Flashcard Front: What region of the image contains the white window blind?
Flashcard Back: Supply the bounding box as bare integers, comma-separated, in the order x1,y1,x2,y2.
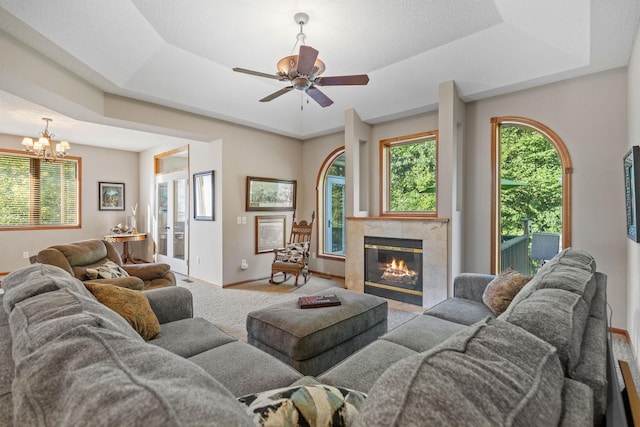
0,152,79,228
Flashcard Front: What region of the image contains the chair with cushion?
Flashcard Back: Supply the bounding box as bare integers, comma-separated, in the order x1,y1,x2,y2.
34,239,176,290
270,212,315,286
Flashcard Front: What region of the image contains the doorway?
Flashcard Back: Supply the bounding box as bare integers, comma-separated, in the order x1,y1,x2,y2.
155,146,189,275
491,117,572,274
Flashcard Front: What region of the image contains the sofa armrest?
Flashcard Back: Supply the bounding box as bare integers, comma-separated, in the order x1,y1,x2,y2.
121,263,172,281
453,273,496,302
144,286,193,324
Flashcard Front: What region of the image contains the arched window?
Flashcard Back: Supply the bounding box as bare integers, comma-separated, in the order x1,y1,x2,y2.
316,147,346,259
491,117,572,274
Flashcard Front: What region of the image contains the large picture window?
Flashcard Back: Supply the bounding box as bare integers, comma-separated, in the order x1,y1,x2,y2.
0,150,80,230
380,131,438,216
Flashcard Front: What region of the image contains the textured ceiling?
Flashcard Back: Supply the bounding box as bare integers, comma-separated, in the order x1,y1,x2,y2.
0,1,639,150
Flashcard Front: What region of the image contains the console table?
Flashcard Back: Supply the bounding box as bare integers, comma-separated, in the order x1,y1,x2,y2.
104,233,148,264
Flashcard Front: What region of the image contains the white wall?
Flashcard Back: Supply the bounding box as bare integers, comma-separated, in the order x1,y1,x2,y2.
464,67,629,328
627,23,640,357
0,133,139,272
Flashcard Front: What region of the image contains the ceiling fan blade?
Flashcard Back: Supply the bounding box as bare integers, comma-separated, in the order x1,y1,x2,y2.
315,74,370,86
307,87,334,107
296,45,319,76
233,67,286,81
259,86,294,102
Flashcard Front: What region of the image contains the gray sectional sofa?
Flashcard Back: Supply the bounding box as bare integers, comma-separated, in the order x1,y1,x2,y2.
0,248,627,426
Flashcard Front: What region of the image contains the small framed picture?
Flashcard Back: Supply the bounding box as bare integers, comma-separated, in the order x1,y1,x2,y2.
255,215,286,254
246,176,296,211
99,182,125,211
193,171,214,221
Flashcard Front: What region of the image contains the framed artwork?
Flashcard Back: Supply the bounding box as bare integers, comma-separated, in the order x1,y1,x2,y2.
255,215,286,254
193,171,214,221
246,176,296,211
99,182,125,211
624,146,640,242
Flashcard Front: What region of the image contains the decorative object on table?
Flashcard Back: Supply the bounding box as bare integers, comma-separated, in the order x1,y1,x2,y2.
255,215,286,254
193,171,214,221
298,294,341,309
270,211,315,286
99,182,125,211
233,12,369,109
246,176,296,211
127,203,138,232
19,117,71,163
624,145,640,242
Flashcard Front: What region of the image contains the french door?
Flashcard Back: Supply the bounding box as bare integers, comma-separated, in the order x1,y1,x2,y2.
156,170,188,275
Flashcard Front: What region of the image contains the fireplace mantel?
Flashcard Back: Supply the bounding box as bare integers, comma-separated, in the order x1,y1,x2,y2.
346,217,448,308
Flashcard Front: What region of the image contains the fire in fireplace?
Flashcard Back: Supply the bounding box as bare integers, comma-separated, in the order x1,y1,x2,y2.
364,236,423,305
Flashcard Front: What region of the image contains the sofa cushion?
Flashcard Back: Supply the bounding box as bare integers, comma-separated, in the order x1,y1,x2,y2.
84,281,160,341
238,384,366,427
355,318,564,427
85,260,129,280
2,263,93,312
12,325,254,427
424,297,495,325
380,314,466,353
482,268,532,315
10,288,143,359
500,288,589,372
150,317,236,357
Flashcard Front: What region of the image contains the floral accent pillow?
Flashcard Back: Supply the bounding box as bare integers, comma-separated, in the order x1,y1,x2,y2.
275,242,309,264
85,260,130,280
238,384,366,426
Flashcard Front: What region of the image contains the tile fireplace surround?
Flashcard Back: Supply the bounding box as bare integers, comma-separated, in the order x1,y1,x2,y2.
345,217,449,308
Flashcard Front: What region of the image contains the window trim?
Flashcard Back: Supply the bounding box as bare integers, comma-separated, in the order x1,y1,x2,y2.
0,148,82,231
315,146,346,261
379,130,439,217
490,116,572,274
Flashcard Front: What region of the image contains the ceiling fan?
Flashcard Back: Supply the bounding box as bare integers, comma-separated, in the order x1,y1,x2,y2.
233,13,369,108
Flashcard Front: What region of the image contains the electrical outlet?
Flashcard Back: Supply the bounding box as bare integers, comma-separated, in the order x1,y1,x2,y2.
196,257,201,264
23,251,29,259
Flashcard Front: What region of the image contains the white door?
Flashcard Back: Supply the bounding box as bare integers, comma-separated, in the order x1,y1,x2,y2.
156,170,188,274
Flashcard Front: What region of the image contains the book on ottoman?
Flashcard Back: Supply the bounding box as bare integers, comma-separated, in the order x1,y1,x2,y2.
298,294,341,309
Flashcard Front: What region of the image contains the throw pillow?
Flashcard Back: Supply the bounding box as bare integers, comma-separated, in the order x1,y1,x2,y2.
482,268,532,315
238,384,366,427
84,281,160,340
85,260,130,280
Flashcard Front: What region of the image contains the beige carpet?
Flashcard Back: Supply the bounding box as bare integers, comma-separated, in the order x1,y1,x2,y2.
176,274,418,341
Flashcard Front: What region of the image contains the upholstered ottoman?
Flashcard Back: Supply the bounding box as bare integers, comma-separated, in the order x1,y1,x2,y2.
246,287,388,376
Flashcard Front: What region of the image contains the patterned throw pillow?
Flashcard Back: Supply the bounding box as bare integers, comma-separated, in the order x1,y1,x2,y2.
85,260,130,280
482,268,532,315
276,243,309,263
84,281,160,340
238,384,366,427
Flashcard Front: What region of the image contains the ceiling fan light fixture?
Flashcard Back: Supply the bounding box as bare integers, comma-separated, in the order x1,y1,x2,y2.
277,55,325,79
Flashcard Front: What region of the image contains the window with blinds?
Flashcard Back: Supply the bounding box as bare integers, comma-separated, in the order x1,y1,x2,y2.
0,150,80,229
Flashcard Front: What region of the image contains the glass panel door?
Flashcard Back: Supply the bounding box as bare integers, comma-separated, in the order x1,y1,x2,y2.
156,170,188,274
325,175,346,255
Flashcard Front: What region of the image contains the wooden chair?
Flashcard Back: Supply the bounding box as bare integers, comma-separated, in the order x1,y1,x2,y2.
270,212,315,286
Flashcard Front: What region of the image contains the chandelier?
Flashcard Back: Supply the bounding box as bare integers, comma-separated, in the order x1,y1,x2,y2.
21,117,71,162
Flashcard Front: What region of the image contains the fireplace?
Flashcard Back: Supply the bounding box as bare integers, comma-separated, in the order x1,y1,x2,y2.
364,236,423,305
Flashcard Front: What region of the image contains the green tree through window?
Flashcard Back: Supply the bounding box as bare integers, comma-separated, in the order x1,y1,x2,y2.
500,126,562,236
0,151,79,228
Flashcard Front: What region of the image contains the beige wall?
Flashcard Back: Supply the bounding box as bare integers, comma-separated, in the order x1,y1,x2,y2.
464,67,629,328
0,133,139,272
627,23,640,358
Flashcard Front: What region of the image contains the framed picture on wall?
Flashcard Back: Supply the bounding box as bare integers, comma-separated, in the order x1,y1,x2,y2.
99,182,125,211
246,176,296,211
193,171,214,221
624,146,640,242
255,215,286,254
